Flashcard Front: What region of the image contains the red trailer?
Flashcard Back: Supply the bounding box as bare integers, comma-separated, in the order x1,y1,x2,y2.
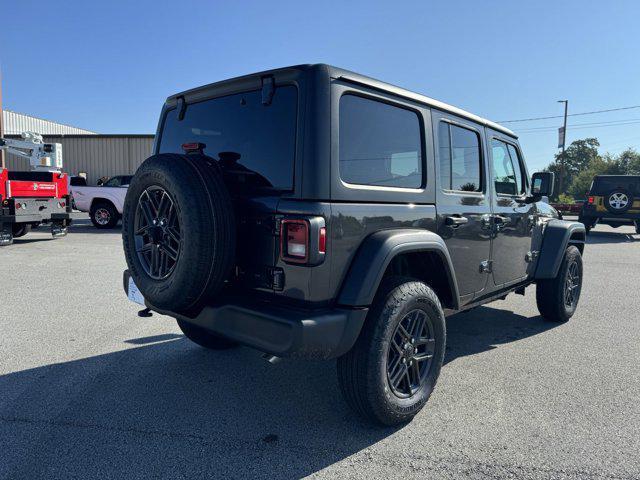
0,133,74,245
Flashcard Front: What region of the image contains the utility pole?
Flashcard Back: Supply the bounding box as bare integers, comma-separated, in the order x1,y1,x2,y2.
557,100,569,195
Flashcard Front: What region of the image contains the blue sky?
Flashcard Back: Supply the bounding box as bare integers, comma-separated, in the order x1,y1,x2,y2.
1,0,639,171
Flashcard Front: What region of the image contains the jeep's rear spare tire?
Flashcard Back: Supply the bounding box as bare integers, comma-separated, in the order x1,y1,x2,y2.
604,188,633,214
122,153,235,313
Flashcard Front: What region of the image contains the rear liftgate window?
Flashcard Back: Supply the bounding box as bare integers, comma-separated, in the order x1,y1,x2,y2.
159,86,298,190
339,94,423,188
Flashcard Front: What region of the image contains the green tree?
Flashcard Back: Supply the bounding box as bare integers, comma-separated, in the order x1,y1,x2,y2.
613,148,640,175
544,141,639,200
566,149,640,197
551,138,600,196
568,156,617,197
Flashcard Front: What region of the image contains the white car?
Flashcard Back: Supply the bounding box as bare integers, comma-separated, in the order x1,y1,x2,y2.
70,175,131,229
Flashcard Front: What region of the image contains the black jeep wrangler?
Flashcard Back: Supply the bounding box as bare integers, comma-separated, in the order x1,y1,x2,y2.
578,175,640,234
122,65,585,425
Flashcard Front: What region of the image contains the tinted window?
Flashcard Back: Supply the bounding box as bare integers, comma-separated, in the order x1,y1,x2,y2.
492,140,525,195
339,95,423,188
103,176,123,187
70,176,87,186
438,122,482,192
491,140,516,195
159,86,298,190
507,144,525,194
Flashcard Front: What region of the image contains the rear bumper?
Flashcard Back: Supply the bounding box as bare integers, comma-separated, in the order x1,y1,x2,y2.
1,212,73,224
581,206,640,221
123,270,368,359
0,197,78,225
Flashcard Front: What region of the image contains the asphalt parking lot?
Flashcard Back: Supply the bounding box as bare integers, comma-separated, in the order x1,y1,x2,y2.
1,217,639,479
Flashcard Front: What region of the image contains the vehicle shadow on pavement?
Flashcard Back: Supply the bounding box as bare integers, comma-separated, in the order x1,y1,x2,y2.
585,231,638,244
0,338,398,479
444,306,557,364
0,306,558,479
11,237,57,245
68,220,122,234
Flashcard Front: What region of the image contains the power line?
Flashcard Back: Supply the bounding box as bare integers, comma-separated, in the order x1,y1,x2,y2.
517,119,640,134
518,117,640,131
498,105,640,123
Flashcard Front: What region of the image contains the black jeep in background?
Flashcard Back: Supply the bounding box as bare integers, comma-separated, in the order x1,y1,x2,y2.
579,175,640,234
121,65,585,425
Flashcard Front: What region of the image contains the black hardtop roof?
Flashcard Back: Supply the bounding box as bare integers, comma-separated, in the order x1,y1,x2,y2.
166,64,515,137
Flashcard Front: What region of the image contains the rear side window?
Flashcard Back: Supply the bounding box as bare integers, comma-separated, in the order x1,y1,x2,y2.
438,122,482,192
159,86,298,190
104,176,123,187
491,139,525,195
339,95,423,188
70,176,87,186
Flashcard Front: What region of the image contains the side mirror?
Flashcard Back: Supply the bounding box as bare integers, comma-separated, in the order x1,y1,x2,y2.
531,172,555,198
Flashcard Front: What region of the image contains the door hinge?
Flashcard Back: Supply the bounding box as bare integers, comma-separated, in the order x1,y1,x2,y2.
480,260,493,273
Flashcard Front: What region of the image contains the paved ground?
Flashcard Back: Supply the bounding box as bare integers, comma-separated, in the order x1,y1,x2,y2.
1,217,639,479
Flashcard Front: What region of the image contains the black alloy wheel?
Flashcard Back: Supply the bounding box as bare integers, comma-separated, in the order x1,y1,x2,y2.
563,259,581,310
134,186,181,280
387,309,436,398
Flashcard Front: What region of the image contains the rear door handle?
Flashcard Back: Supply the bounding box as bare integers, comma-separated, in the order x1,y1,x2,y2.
445,215,469,227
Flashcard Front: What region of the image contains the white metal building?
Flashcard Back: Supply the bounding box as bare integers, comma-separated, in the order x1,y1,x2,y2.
2,110,154,184
2,109,96,135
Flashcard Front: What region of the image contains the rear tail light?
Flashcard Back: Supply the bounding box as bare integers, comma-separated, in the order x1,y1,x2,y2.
280,217,327,265
281,220,308,262
588,196,595,205
319,227,326,254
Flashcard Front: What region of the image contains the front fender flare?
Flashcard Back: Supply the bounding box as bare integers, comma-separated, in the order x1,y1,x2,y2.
337,229,460,309
535,219,585,279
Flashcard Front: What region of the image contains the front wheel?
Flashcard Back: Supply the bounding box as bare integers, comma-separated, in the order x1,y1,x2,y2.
176,319,238,350
536,245,583,323
337,277,446,426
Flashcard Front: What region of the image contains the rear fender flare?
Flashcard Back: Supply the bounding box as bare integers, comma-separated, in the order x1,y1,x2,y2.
337,229,460,309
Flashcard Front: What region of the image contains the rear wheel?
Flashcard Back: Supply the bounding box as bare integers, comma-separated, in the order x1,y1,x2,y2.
337,277,446,426
90,201,119,229
536,245,583,323
12,223,31,238
176,319,238,350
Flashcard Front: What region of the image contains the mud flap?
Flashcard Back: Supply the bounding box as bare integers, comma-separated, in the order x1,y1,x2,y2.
0,224,13,246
